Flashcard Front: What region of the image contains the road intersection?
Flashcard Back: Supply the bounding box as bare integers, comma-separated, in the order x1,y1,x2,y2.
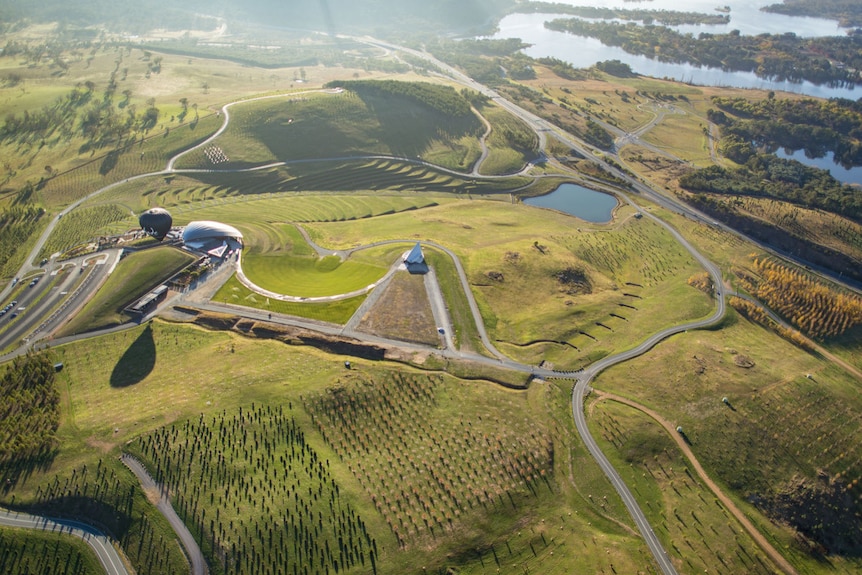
0,35,818,575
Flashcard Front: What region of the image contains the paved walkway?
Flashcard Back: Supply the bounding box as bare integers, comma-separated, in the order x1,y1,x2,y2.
121,455,208,575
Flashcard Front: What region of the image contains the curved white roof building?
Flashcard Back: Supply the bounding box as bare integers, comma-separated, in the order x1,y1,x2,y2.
182,220,243,256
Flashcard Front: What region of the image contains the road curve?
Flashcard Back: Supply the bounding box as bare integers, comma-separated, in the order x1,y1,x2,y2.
121,455,208,575
543,181,725,575
593,391,798,575
0,507,129,575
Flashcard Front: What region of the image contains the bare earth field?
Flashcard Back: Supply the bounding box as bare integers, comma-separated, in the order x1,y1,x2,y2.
355,270,439,346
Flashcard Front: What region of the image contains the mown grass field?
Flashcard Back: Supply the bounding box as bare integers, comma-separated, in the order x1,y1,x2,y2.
213,275,365,324
241,253,387,297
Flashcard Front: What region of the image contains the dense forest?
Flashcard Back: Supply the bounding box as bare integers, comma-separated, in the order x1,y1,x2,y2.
0,0,515,37
763,0,862,27
545,19,862,87
708,95,862,167
679,155,862,222
0,354,60,489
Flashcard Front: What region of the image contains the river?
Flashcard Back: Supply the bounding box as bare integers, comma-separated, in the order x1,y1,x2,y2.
486,0,859,99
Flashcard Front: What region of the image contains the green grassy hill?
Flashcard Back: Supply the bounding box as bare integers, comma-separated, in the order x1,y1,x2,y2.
174,83,485,172
3,21,862,575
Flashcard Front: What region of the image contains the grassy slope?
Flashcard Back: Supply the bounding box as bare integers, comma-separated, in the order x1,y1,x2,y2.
173,88,483,171
57,246,195,336
592,312,862,573
0,525,105,575
476,102,538,175
3,321,655,574
303,199,714,370
588,399,780,574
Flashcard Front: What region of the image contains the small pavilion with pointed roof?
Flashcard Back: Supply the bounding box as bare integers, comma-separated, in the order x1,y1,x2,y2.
404,242,428,274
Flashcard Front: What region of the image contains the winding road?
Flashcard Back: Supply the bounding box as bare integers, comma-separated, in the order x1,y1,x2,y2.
121,455,208,575
0,33,820,575
0,508,128,575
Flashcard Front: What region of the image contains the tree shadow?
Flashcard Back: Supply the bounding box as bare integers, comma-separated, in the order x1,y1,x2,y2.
677,429,693,446
110,325,156,388
0,447,58,494
99,149,121,175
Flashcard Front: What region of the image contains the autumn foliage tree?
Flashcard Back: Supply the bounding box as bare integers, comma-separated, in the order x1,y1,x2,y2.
740,258,862,339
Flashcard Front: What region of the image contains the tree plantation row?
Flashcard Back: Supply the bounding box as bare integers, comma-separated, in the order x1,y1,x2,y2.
740,257,862,339
303,372,554,548
127,403,377,575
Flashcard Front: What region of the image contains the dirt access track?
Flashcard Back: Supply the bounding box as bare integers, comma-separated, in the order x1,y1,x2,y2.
591,390,799,575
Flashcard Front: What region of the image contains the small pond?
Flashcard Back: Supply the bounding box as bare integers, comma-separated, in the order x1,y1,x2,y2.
523,183,618,222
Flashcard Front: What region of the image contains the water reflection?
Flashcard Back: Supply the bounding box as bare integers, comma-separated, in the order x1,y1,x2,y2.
523,183,618,222
487,0,858,98
774,149,862,186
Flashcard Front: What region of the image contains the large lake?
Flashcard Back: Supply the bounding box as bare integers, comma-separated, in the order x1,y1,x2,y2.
523,183,618,222
774,149,862,186
487,0,858,99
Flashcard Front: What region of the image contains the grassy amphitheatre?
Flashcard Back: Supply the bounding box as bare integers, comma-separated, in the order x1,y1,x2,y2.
213,276,366,324
3,36,862,575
